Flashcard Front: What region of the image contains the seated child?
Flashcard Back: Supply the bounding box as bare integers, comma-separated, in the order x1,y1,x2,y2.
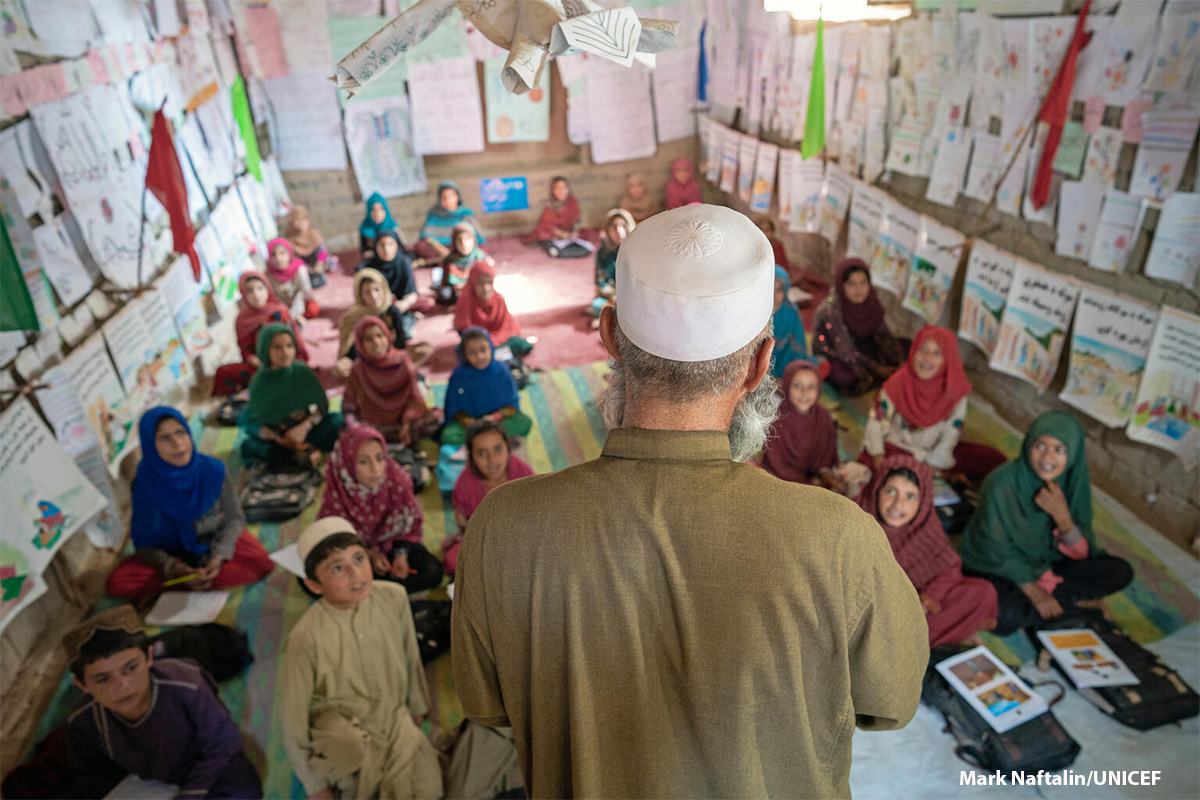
359,192,400,261
318,424,443,592
441,328,533,447
360,231,422,339
756,216,793,277
437,223,494,306
664,157,702,209
813,258,908,395
454,263,535,358
521,176,594,257
762,360,866,497
771,266,808,378
335,268,433,378
444,419,534,577
589,209,633,325
959,411,1134,636
862,326,1006,482
282,518,443,800
63,606,263,799
240,324,343,467
343,316,439,445
106,407,274,599
266,238,319,319
618,171,659,223
417,181,485,265
283,205,334,280
212,272,307,397
856,455,999,647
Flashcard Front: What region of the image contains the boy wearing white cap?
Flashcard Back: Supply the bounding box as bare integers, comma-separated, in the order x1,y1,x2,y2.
452,205,927,798
280,517,442,799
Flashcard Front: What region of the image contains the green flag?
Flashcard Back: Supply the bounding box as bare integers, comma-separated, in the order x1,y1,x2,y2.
0,214,38,333
801,16,825,160
231,76,263,182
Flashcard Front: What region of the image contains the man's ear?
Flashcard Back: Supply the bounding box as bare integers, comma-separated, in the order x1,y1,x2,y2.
303,578,324,596
745,337,774,392
598,305,620,361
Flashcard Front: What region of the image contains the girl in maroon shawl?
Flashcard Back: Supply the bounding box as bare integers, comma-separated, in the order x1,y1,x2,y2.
813,258,907,394
762,360,848,492
318,423,442,592
266,238,319,319
856,454,998,647
444,419,534,576
665,158,702,209
343,316,438,445
522,176,581,245
454,262,534,357
212,272,308,396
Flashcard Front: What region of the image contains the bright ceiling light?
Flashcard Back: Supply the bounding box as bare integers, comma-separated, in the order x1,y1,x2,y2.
764,0,913,23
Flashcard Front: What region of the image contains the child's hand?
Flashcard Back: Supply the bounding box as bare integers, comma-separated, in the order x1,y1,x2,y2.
919,593,941,615
1034,482,1074,530
369,550,391,575
308,787,336,800
391,552,414,579
1021,582,1064,620
248,355,262,369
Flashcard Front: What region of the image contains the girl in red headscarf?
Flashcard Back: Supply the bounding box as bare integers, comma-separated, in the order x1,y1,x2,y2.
522,176,581,245
453,262,535,358
856,454,998,646
862,325,1006,482
266,238,319,319
211,272,308,396
343,316,439,445
813,258,907,394
664,158,702,209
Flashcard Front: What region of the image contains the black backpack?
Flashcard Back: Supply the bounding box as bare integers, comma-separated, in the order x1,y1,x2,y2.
214,397,248,427
923,646,1081,775
387,443,430,494
410,599,452,664
148,623,255,682
1036,610,1200,731
240,465,321,523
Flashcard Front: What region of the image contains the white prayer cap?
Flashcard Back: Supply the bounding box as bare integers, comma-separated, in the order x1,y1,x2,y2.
298,516,358,576
615,204,775,362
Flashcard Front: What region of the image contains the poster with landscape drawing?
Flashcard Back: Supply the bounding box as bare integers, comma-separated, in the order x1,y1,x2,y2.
1059,286,1158,428
903,216,965,324
1125,306,1200,469
989,262,1079,392
872,198,920,301
958,241,1016,357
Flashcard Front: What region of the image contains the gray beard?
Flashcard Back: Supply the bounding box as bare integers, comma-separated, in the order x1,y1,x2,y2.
598,364,781,461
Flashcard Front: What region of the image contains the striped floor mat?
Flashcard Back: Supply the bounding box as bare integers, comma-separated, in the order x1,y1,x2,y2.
32,362,1197,796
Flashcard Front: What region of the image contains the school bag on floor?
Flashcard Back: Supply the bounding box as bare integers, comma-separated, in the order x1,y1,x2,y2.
922,645,1081,775
387,443,430,494
1036,610,1200,730
214,396,248,427
240,465,321,522
149,623,254,682
410,599,452,663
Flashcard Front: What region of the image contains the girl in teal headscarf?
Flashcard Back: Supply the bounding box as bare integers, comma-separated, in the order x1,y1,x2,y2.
416,181,485,265
770,265,809,378
240,323,344,466
959,410,1132,635
359,192,399,259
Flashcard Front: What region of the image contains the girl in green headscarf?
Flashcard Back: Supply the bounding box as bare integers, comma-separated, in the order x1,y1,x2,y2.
959,410,1132,635
240,324,343,466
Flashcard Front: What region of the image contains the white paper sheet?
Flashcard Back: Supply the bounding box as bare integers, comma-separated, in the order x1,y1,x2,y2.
1055,181,1106,262
818,163,853,244
262,69,349,172
156,255,213,358
30,216,94,308
958,240,1017,358
962,133,1002,204
1096,18,1156,106
1125,306,1200,468
1088,190,1144,273
145,590,230,626
269,543,307,579
1081,126,1122,188
788,157,825,234
736,133,758,204
846,182,888,279
483,55,549,144
749,141,779,213
990,261,1080,392
651,46,698,143
584,58,655,165
925,135,971,208
1144,192,1200,287
903,216,965,324
409,55,486,156
1060,286,1158,428
343,95,428,199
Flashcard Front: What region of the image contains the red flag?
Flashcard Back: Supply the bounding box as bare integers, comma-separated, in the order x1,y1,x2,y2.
145,108,201,280
1031,0,1093,209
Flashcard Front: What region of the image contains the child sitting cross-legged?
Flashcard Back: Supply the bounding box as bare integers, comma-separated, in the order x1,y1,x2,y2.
63,606,262,799
317,423,443,592
342,316,439,446
213,272,308,397
282,518,443,800
441,328,533,447
436,223,494,306
443,419,535,577
453,263,535,359
266,238,319,320
588,209,633,327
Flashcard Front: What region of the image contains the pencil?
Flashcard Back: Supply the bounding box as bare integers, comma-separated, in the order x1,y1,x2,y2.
162,573,201,587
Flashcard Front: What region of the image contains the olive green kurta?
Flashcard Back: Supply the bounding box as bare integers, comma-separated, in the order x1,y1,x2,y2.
452,428,928,799
282,581,441,799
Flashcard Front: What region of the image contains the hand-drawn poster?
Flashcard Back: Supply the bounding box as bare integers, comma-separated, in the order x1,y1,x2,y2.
959,241,1017,358
1088,190,1145,273
62,333,136,476
1127,103,1200,202
484,55,549,144
818,163,853,244
1141,10,1200,92
138,289,193,392
0,395,107,630
30,216,93,308
103,302,167,414
788,157,825,234
651,45,699,143
157,254,212,358
963,133,1002,204
990,262,1080,392
749,141,779,213
263,69,348,171
28,85,146,289
1081,126,1122,188
903,216,965,324
925,136,971,207
1098,19,1156,106
409,55,487,156
873,199,920,301
1060,286,1158,428
1144,192,1200,288
718,126,739,194
1055,181,1105,262
846,183,887,279
1126,306,1200,467
736,133,758,204
342,96,427,199
582,58,655,165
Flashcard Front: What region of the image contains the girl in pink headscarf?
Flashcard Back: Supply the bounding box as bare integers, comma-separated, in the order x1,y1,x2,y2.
665,158,702,209
266,238,319,319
